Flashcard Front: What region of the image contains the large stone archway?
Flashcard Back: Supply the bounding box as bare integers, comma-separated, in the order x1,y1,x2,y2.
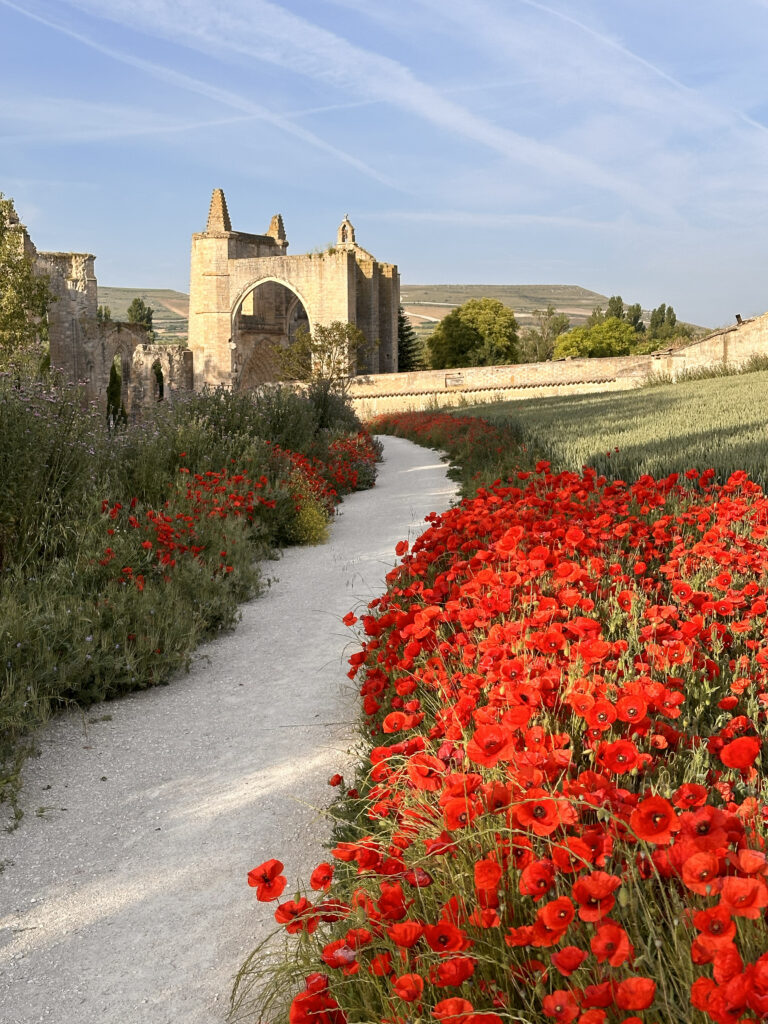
231,277,311,388
188,190,399,389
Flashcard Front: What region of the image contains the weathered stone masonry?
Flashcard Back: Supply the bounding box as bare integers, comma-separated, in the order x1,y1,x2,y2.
9,204,193,418
187,191,400,389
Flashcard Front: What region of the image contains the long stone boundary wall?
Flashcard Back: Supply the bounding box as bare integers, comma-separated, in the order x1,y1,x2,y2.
349,312,768,418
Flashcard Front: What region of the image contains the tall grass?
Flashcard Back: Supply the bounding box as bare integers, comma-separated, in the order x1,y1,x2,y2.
465,368,768,487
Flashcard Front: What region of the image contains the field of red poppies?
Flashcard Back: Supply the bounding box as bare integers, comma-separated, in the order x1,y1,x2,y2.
242,413,768,1024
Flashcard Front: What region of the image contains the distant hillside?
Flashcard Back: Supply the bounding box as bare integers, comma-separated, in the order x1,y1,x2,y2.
97,287,189,342
98,283,704,348
401,283,610,335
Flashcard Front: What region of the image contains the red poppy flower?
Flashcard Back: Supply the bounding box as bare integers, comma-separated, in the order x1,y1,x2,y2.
310,862,334,892
432,955,477,987
275,898,318,934
424,920,470,954
672,782,708,809
615,976,656,1011
550,945,587,976
720,735,762,770
537,896,575,932
474,857,502,891
377,881,411,921
542,989,579,1022
247,859,287,902
597,739,639,774
466,723,517,767
590,919,634,966
681,851,720,896
407,752,448,790
387,920,424,947
551,836,594,874
322,938,358,971
693,905,736,948
719,876,768,918
571,871,622,922
519,858,555,900
432,997,475,1024
516,791,577,837
630,794,679,845
392,972,423,1002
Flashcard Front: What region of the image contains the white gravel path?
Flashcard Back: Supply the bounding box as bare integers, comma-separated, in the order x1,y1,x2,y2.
0,436,456,1024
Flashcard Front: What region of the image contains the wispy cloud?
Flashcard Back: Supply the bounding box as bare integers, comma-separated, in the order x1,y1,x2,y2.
0,0,397,186
517,0,768,137
0,96,260,143
48,0,666,214
366,209,621,231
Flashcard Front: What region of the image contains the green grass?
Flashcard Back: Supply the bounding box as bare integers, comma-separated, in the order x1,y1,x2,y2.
466,369,768,486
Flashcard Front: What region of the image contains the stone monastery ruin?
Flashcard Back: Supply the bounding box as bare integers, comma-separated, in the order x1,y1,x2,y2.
15,189,399,416
10,189,768,418
189,189,400,388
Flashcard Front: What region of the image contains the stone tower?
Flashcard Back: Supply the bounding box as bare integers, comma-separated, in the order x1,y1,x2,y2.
187,189,399,388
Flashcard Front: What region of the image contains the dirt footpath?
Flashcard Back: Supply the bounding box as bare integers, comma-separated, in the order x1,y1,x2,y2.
0,436,456,1024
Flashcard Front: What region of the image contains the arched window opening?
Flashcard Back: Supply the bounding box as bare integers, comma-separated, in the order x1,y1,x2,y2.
232,280,310,389
106,354,127,429
152,359,164,401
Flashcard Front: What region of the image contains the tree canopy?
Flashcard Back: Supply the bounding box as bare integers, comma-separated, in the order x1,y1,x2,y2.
0,194,52,370
428,297,519,369
554,294,696,359
126,297,154,331
519,304,570,363
553,317,639,359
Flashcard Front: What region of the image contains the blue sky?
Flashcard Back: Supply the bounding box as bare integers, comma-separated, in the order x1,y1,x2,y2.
3,0,768,326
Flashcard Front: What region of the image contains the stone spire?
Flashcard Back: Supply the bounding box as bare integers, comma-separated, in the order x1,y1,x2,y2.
267,214,287,242
206,188,232,233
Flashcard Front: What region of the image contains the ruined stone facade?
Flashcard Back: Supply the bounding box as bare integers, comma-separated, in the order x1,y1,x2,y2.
188,190,400,389
7,204,193,418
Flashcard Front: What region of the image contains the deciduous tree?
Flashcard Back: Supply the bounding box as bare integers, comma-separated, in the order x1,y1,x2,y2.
428,297,519,369
519,304,570,362
553,317,638,359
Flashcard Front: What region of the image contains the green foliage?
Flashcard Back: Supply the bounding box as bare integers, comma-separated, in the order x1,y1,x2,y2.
428,297,519,368
96,305,112,323
553,316,638,358
276,320,372,431
126,296,154,330
278,321,370,388
283,493,329,546
647,302,693,344
626,302,645,332
106,360,123,427
396,305,422,371
585,304,605,328
605,294,625,319
519,304,570,362
0,194,53,370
